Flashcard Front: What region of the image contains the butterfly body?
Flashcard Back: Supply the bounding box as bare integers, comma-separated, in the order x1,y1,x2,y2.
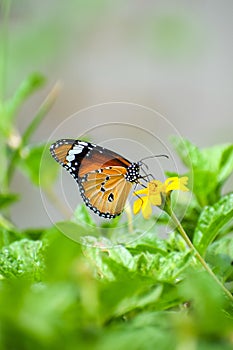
50,139,142,218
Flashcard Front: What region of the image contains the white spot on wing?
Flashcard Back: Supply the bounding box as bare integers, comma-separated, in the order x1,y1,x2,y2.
70,146,83,154
66,154,75,162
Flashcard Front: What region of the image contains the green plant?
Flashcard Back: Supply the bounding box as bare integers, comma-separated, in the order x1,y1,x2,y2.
1,3,233,349
0,79,233,348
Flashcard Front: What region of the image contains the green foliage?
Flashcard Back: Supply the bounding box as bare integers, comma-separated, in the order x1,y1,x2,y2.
18,143,59,189
0,8,233,347
0,79,232,348
193,193,233,256
170,137,233,206
170,137,233,240
0,192,19,209
0,73,46,136
0,238,46,280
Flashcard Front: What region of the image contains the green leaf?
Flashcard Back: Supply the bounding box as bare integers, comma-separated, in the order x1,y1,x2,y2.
82,233,194,285
150,250,194,283
206,236,233,282
0,73,45,136
170,137,216,205
170,193,201,239
5,73,46,121
171,137,233,206
193,193,233,256
0,192,19,209
6,82,60,186
82,236,136,280
130,233,194,283
21,82,60,146
100,215,121,229
0,239,46,280
0,138,8,190
127,231,168,255
113,284,163,316
22,227,48,241
177,270,233,339
72,204,96,227
170,137,200,168
18,143,59,189
217,144,233,184
44,228,82,281
0,215,21,248
56,221,98,243
194,171,219,206
0,214,16,233
96,310,175,350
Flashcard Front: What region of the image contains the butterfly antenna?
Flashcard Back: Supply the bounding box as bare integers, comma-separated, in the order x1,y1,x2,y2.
138,154,168,184
140,154,169,162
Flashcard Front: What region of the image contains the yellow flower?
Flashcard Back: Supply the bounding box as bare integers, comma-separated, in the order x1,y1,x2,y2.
133,177,189,219
133,180,163,219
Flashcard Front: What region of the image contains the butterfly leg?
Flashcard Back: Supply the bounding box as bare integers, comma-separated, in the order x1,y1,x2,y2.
139,173,155,183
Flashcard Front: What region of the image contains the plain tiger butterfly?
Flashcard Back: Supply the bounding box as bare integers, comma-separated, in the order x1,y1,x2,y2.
50,139,148,219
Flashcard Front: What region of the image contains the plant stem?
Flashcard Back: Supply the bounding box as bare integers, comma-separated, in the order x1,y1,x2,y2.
22,81,62,145
0,0,11,101
7,81,61,184
167,204,233,302
44,187,71,220
125,200,133,233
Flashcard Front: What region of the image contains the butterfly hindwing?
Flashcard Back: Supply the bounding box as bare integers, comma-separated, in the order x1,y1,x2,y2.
79,167,132,217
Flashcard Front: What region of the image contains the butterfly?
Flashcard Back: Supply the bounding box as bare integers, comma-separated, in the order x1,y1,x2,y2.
50,139,145,218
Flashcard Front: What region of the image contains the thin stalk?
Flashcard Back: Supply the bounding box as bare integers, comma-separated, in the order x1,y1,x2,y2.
0,0,11,101
7,81,61,183
22,81,61,145
125,201,133,233
167,204,233,302
44,187,71,220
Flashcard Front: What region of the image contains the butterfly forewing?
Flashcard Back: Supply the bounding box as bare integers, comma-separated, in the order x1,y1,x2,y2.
78,145,131,177
50,139,75,166
50,139,141,218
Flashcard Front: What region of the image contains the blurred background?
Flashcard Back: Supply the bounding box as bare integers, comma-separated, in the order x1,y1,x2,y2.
2,0,232,228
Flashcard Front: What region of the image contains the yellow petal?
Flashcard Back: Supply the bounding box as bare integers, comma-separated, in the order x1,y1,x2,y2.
133,187,148,196
149,193,162,206
165,176,189,193
178,176,189,192
133,198,143,215
133,176,189,219
164,177,177,192
141,198,152,219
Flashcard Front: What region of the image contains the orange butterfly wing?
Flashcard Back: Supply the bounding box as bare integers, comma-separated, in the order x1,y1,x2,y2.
79,167,133,217
50,139,140,218
78,146,131,177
